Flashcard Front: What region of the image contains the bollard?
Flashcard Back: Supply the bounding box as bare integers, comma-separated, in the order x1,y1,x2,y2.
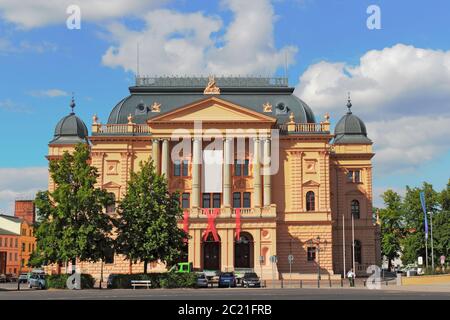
341,278,343,287
300,280,303,288
329,279,332,288
317,279,320,288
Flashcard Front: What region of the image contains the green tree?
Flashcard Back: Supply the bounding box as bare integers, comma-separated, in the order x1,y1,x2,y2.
379,189,405,270
433,180,450,262
30,143,114,271
115,160,188,273
401,182,439,265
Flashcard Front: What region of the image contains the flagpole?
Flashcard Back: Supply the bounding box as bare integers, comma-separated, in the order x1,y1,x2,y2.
425,235,428,270
430,211,434,272
343,214,346,278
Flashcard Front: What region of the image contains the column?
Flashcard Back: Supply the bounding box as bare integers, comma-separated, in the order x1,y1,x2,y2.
263,138,271,206
192,138,202,208
152,139,160,174
253,138,262,207
161,139,170,177
223,138,232,207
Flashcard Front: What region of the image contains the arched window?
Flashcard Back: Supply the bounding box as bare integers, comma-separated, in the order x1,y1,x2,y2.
354,240,362,264
351,200,360,219
106,193,116,214
306,191,315,211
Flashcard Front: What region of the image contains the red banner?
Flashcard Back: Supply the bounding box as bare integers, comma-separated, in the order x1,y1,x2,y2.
235,208,241,241
202,208,220,242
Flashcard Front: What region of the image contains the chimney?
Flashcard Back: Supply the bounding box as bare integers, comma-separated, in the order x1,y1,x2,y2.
14,200,35,224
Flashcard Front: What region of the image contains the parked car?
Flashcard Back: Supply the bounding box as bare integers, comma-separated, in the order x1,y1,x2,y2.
18,273,29,284
28,274,46,289
0,274,6,283
241,272,261,288
196,273,209,288
218,272,237,288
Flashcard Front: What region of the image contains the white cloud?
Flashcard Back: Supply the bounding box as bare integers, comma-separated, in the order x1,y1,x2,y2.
0,99,32,113
0,167,48,214
29,89,68,98
0,0,166,29
295,44,450,121
0,37,57,54
294,44,450,174
102,0,297,75
367,116,450,174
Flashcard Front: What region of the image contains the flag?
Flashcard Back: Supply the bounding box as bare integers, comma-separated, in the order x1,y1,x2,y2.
419,191,429,240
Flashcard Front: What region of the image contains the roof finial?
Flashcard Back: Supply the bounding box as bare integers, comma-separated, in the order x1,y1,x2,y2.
346,92,352,114
70,93,76,114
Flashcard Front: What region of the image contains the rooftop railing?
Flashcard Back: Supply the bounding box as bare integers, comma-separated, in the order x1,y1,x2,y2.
135,76,289,87
92,123,151,135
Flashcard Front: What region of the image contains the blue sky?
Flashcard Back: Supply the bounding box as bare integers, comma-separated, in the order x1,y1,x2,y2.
0,0,449,212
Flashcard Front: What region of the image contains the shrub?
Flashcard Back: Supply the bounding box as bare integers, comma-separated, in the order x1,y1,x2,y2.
108,272,197,289
46,273,95,289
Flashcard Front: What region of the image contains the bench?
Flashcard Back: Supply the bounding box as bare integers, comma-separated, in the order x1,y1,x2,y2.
131,280,152,289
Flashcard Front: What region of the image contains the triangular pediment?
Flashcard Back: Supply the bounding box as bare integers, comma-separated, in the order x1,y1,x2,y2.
103,181,121,189
303,180,320,187
149,97,276,123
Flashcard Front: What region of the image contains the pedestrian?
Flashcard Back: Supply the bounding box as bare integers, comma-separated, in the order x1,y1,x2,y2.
347,269,355,287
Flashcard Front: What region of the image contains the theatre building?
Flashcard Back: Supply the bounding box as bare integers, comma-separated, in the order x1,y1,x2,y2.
46,76,380,280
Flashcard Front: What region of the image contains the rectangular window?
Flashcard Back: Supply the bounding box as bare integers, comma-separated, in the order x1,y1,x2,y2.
0,237,2,247
21,259,25,267
233,192,241,208
174,160,181,176
243,192,251,208
347,171,354,182
22,243,25,252
307,247,316,261
182,160,189,176
354,170,361,183
15,253,18,261
212,193,221,208
15,239,18,248
243,159,249,176
9,238,13,247
182,193,190,209
29,243,31,252
234,159,242,176
9,253,12,261
202,193,211,209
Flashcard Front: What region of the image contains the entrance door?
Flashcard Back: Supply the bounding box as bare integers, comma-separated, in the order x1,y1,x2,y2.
203,234,220,270
234,233,253,269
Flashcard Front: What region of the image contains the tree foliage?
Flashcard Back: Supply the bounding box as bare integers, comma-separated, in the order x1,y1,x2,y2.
379,180,450,267
115,160,188,273
378,190,404,269
31,143,114,268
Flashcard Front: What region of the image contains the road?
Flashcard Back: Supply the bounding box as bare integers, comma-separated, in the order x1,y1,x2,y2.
1,285,450,300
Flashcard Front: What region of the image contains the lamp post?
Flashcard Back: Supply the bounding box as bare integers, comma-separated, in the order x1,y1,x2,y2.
316,236,321,284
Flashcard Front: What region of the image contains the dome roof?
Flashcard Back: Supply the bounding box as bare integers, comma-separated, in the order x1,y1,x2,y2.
49,98,89,145
106,77,316,125
333,98,372,145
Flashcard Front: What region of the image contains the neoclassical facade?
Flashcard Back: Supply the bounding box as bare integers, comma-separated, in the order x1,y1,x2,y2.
46,76,380,280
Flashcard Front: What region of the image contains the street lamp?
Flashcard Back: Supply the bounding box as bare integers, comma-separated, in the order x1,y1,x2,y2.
316,236,321,283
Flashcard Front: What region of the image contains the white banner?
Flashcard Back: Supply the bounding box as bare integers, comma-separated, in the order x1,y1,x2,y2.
202,149,223,193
